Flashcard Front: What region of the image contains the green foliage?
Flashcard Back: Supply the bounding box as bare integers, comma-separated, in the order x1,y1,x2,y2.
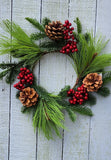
74,17,82,34
70,33,110,78
0,61,24,84
71,105,93,116
86,93,96,106
0,69,10,79
33,98,65,139
25,17,45,32
39,40,65,52
97,87,110,97
102,71,111,85
58,85,70,98
31,32,47,40
42,17,51,27
65,107,77,122
56,99,93,116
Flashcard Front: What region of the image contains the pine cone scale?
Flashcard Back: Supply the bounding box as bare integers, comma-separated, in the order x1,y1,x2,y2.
45,20,64,41
83,73,103,92
19,87,39,107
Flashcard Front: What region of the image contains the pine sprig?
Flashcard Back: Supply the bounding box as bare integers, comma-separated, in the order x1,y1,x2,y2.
25,17,45,33
71,105,93,116
42,17,51,28
30,32,47,40
97,87,110,97
58,85,70,98
74,17,82,34
102,71,111,85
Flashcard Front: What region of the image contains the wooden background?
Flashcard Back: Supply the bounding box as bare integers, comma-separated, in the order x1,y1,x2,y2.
0,0,111,160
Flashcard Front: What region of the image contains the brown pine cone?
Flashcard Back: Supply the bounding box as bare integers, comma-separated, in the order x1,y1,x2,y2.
83,73,103,92
19,87,39,107
45,21,64,41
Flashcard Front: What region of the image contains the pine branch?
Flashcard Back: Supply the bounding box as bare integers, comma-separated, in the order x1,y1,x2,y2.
85,92,96,106
58,85,70,98
74,17,82,34
42,17,51,28
31,32,47,40
102,71,111,85
71,105,93,116
0,69,10,79
25,17,45,33
97,87,110,97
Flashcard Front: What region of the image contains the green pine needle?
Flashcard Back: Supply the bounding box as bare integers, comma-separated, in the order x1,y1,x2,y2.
31,32,47,40
97,87,110,97
74,17,82,34
25,17,45,33
58,85,70,98
102,71,111,85
42,17,51,27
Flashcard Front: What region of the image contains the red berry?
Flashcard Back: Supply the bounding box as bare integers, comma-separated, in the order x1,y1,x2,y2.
85,93,88,96
23,67,27,71
64,36,67,39
69,46,73,50
60,50,62,53
74,41,77,45
75,48,78,52
71,49,75,53
66,44,70,48
84,96,88,100
69,23,72,26
71,27,74,30
17,76,20,79
30,82,33,85
69,99,73,104
72,36,74,40
62,50,65,54
24,76,28,79
73,98,77,102
67,36,70,39
26,69,30,73
66,25,69,29
70,31,73,34
80,95,83,98
67,91,71,95
65,20,69,24
77,87,81,91
66,49,70,54
63,24,67,27
27,79,30,83
20,84,23,87
80,99,84,102
29,77,32,80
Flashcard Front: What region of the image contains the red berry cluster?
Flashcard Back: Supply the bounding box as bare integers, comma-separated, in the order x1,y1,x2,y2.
13,68,34,90
67,84,88,105
60,20,78,54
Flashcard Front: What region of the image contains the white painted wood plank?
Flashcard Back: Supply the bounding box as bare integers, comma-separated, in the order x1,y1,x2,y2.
89,0,111,159
63,1,97,160
0,0,11,160
9,1,40,160
37,0,69,160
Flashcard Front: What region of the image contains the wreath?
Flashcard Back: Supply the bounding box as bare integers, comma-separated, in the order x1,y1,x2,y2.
0,17,111,139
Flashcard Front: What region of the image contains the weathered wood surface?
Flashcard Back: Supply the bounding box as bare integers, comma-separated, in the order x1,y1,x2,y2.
0,0,111,160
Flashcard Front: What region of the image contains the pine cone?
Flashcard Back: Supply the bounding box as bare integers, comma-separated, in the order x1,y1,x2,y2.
45,21,64,41
83,73,103,92
19,87,39,107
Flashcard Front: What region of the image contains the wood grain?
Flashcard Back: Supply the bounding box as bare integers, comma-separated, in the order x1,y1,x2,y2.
89,0,111,159
9,1,40,160
0,0,111,160
63,0,97,160
0,0,11,160
37,0,69,160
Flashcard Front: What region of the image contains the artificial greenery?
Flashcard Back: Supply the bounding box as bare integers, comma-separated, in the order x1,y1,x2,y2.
0,17,111,139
